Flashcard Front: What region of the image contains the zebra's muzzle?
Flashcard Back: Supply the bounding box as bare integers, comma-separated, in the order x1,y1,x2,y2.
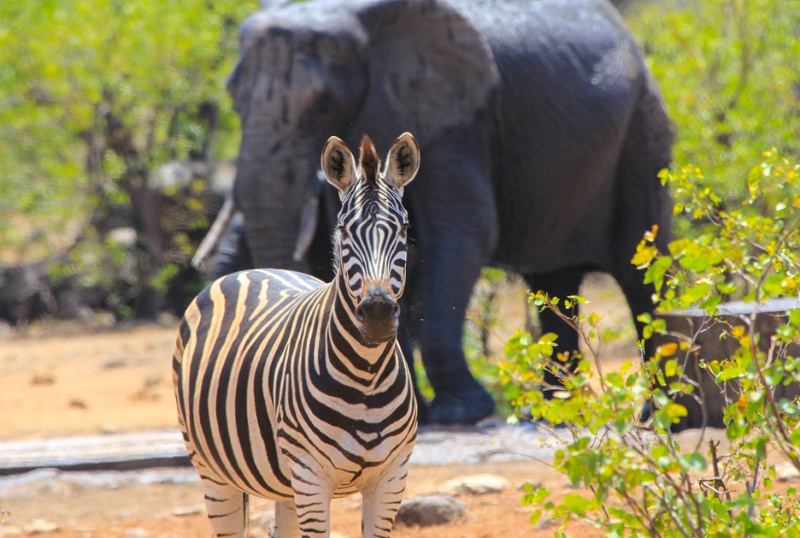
354,289,400,344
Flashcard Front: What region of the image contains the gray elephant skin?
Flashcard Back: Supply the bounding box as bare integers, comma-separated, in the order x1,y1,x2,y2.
211,0,673,425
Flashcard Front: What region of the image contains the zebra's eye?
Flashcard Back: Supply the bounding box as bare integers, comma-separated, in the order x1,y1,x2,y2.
399,222,409,238
337,224,349,240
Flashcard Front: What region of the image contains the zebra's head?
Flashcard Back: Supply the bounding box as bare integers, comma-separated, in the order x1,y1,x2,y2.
320,132,420,344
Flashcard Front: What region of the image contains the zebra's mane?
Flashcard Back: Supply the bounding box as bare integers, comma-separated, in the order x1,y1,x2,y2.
359,135,379,185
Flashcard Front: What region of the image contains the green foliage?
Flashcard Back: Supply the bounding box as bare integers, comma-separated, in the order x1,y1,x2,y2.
501,152,800,536
0,1,252,315
628,0,800,210
462,267,515,413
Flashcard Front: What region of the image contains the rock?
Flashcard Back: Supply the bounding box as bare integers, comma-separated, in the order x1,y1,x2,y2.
171,505,204,517
776,461,800,482
68,398,87,409
30,373,55,386
535,517,561,530
442,474,510,495
656,299,800,430
395,495,466,527
0,526,22,537
124,528,151,537
102,358,128,369
22,519,59,534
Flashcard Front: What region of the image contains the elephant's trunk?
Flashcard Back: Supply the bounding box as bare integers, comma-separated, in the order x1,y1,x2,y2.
243,217,307,272
233,132,320,273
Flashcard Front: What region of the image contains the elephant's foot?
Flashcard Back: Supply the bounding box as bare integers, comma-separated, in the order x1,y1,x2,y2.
427,381,495,426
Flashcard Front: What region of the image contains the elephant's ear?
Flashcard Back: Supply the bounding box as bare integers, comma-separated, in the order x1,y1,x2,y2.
383,132,420,191
352,0,498,147
225,12,271,116
321,136,357,193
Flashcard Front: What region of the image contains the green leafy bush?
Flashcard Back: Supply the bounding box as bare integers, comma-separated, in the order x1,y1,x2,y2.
627,0,800,237
498,2,800,530
0,1,250,316
500,152,800,536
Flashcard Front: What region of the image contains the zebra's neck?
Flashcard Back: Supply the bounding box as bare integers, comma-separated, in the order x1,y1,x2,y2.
323,269,397,379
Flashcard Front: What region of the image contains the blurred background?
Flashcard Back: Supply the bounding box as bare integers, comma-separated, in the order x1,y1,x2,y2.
1,0,798,329
0,0,798,536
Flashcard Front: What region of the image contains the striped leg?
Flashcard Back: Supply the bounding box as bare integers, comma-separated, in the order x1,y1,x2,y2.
290,465,332,538
361,453,412,538
201,480,249,538
274,500,301,538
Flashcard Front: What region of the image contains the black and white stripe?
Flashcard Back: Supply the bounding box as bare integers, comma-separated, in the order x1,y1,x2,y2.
173,133,420,538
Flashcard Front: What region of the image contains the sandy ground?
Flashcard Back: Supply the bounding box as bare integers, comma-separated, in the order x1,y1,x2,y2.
0,274,637,537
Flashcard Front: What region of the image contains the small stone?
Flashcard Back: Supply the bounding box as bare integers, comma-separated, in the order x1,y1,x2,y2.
68,398,87,409
124,528,150,537
102,358,128,369
23,519,59,534
171,505,203,517
776,461,800,482
395,495,466,527
0,526,22,537
30,373,55,386
535,517,561,530
442,474,510,495
100,424,119,434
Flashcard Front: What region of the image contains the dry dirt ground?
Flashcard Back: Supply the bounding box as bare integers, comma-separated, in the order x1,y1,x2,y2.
0,275,637,537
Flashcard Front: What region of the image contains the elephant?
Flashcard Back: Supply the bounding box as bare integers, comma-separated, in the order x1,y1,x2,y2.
198,0,674,426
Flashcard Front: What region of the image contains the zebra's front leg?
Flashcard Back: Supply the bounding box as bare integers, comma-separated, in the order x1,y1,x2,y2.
289,467,333,538
201,480,249,538
273,500,301,538
361,453,413,538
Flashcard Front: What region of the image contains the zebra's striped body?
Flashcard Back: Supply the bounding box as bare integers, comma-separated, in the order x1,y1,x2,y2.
173,133,420,537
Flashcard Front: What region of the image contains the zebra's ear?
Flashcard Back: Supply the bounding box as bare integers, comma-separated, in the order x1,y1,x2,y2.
383,132,420,190
321,136,357,193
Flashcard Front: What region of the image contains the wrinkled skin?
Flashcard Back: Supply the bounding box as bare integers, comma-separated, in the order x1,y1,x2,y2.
213,0,673,425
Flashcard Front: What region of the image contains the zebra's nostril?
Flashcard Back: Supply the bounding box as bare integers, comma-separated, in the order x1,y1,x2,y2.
391,303,400,318
355,305,366,321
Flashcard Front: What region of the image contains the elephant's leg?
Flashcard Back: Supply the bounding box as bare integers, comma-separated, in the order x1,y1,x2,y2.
524,268,584,399
611,254,661,424
610,84,673,422
611,82,672,366
610,258,658,363
419,239,494,425
210,211,255,279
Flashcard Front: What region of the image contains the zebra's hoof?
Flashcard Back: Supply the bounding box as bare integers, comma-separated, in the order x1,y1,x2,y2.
427,385,495,426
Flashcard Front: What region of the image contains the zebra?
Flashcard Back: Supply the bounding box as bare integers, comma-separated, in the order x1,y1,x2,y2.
173,132,420,538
